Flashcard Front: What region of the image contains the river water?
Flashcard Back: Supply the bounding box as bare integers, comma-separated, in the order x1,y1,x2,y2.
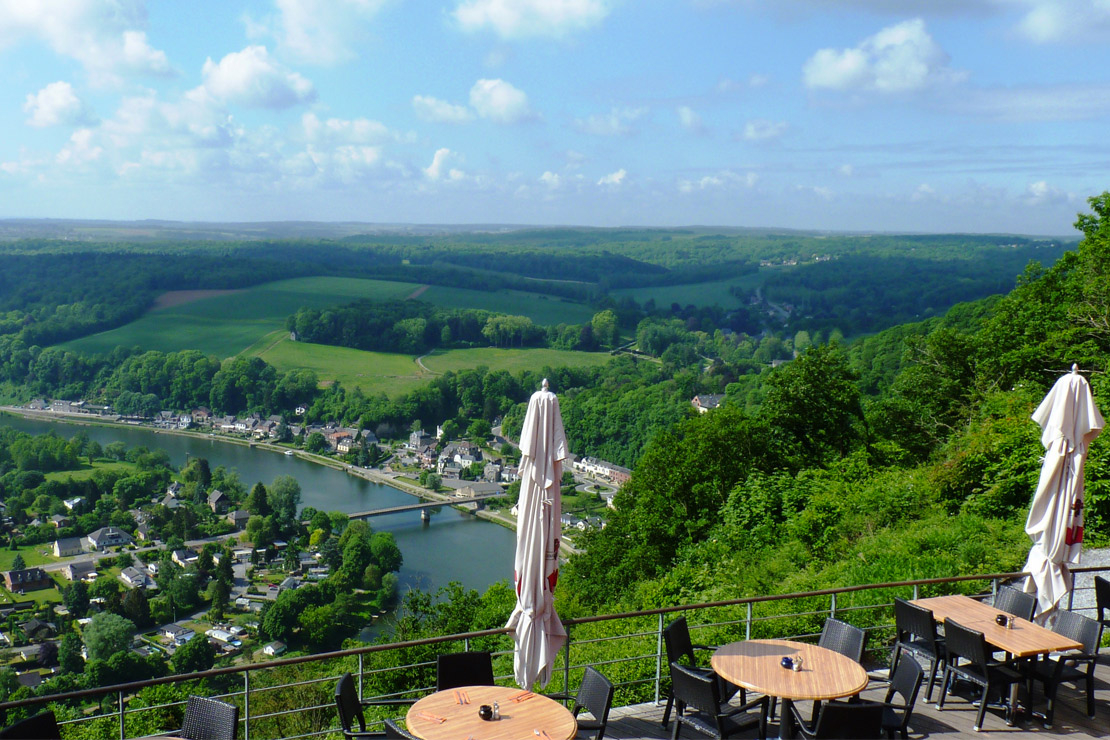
0,414,516,607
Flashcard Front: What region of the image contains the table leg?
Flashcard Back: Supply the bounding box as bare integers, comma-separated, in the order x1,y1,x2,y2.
778,698,795,740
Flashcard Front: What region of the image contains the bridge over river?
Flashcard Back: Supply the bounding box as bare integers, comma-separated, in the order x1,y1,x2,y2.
344,492,502,520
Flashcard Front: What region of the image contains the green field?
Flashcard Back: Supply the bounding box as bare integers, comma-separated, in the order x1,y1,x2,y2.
251,336,611,397
417,285,596,326
44,460,135,482
420,347,612,375
61,277,421,358
59,276,597,358
611,272,765,310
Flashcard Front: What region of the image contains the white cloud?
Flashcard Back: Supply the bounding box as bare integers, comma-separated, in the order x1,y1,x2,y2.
574,106,647,136
424,147,464,181
911,183,937,201
201,46,316,109
302,113,392,145
677,106,705,134
0,1,172,84
55,128,102,165
677,170,758,193
453,0,611,39
1024,179,1072,205
838,164,854,177
1012,0,1110,43
743,119,788,140
540,171,562,188
803,18,965,93
952,82,1110,121
23,82,93,127
268,0,391,64
469,78,533,123
413,95,474,124
597,168,626,187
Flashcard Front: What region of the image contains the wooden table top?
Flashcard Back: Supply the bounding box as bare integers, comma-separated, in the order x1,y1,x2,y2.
711,639,869,702
912,594,1083,658
406,685,577,740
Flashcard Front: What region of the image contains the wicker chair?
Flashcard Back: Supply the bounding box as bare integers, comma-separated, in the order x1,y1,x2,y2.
181,696,239,740
547,666,615,740
669,663,768,740
936,619,1023,731
334,673,415,739
890,598,945,702
790,701,884,739
0,710,62,739
1095,575,1110,644
435,651,494,691
878,654,923,739
775,618,866,721
1027,610,1101,728
383,718,419,739
993,586,1036,621
661,616,741,728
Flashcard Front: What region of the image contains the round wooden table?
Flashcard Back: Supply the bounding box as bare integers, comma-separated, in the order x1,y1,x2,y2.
711,639,868,740
406,685,577,740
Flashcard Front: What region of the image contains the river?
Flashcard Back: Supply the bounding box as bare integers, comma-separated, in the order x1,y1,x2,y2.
0,414,516,610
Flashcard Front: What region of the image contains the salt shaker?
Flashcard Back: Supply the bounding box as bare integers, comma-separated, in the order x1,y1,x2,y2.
492,701,500,720
793,656,803,672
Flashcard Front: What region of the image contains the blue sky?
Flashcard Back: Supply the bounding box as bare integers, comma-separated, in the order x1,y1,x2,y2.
1,0,1108,235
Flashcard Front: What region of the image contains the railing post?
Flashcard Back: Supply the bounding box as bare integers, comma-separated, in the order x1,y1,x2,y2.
912,584,919,600
830,592,837,619
745,602,752,641
562,629,571,697
358,654,364,701
992,578,998,602
118,690,125,740
655,612,664,706
243,671,251,740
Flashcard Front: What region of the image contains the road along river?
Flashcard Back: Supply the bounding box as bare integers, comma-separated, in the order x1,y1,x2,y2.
0,414,516,615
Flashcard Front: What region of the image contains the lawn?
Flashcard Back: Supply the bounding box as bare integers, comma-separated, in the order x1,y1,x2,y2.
44,460,135,482
419,347,612,375
250,338,612,398
0,545,60,570
60,276,420,358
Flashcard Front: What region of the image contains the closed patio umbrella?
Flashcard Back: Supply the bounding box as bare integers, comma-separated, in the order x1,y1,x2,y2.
1022,365,1104,621
506,378,568,689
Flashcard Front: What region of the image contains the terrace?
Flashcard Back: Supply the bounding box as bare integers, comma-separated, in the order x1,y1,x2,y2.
2,567,1108,739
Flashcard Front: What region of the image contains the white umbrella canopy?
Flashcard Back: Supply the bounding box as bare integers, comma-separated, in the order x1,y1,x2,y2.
506,379,569,690
1022,366,1105,621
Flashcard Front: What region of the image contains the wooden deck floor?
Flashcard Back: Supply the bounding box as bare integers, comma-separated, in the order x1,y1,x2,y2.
600,657,1110,738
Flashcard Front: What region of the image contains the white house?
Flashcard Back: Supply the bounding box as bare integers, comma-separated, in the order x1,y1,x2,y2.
53,537,84,558
161,623,195,644
263,641,287,656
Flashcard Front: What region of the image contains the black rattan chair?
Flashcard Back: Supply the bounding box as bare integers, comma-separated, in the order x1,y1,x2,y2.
383,718,419,739
993,586,1036,621
1095,575,1110,644
435,650,495,691
661,617,741,728
1028,609,1100,727
181,695,239,740
669,662,768,740
776,617,867,722
891,598,945,703
936,619,1023,731
0,710,61,739
547,666,615,739
879,654,923,739
334,673,415,739
790,701,884,739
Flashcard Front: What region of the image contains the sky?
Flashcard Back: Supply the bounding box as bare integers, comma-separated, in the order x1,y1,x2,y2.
1,0,1108,235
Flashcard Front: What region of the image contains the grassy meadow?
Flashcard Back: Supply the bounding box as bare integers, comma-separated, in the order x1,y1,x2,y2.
44,460,136,482
610,272,765,310
250,336,612,397
59,277,597,359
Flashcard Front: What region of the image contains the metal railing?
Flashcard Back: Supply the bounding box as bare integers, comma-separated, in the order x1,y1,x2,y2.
2,565,1107,739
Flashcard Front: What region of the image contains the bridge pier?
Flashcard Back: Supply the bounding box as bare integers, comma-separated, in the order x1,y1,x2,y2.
421,508,430,523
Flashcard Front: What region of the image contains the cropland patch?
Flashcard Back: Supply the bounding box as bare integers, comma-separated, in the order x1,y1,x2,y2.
153,289,244,310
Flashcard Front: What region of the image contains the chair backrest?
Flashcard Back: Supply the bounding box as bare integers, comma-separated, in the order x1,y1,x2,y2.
943,619,988,677
893,598,938,650
811,702,884,739
1095,576,1110,623
1053,610,1100,654
0,710,61,740
669,662,722,718
182,695,239,740
384,718,419,739
664,616,698,668
885,653,924,714
993,586,1036,621
574,666,615,728
335,672,366,735
819,617,867,663
436,651,494,691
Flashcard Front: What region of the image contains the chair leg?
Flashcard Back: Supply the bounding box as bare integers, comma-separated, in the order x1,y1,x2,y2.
937,668,952,710
973,684,989,732
670,715,681,740
925,657,940,703
890,644,902,675
661,694,673,728
1086,674,1096,718
768,696,777,721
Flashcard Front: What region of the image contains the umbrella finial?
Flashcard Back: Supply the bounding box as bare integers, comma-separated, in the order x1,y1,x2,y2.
541,377,549,391
1072,364,1079,374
